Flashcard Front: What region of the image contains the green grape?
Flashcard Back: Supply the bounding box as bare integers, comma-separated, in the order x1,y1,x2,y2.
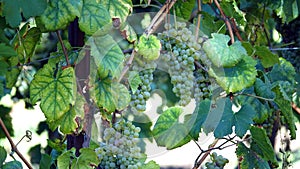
204,152,229,169
261,112,277,138
193,69,211,102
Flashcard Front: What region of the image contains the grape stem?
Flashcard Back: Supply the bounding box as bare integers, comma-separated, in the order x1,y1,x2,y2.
0,118,33,169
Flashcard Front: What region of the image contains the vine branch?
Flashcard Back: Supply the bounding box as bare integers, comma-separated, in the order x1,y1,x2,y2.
56,30,70,66
292,102,300,115
195,0,202,41
0,118,33,169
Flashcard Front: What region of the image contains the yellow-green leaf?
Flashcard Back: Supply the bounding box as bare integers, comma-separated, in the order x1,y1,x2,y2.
99,0,132,23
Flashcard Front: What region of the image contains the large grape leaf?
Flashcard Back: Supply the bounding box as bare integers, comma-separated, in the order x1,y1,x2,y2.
254,78,275,100
136,34,161,61
174,0,194,20
2,0,47,27
0,43,17,58
272,85,296,139
30,65,76,121
48,106,77,134
232,104,255,137
57,149,75,169
203,33,247,67
254,46,279,68
99,0,132,22
70,148,99,169
250,126,278,167
40,0,80,31
78,0,111,35
208,56,257,93
236,143,270,169
87,34,125,78
152,107,192,150
269,57,296,83
91,75,130,112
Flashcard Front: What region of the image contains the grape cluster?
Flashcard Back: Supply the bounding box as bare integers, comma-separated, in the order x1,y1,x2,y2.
282,50,300,72
130,61,156,112
95,119,144,169
205,152,229,169
262,113,277,137
193,69,211,102
158,22,204,106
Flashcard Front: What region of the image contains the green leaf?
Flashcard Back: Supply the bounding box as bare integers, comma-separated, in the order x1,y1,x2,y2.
39,154,52,169
71,148,99,169
142,160,160,169
30,65,76,121
88,34,125,78
6,67,20,88
2,161,23,169
208,56,257,93
254,78,275,100
174,0,194,20
233,104,255,137
276,0,299,23
0,106,13,139
131,113,153,140
48,106,77,134
0,146,7,165
203,33,246,67
250,126,278,166
120,22,137,42
254,46,279,68
2,0,47,27
152,107,191,150
136,34,161,61
91,75,129,112
236,143,270,169
128,71,142,94
272,85,296,139
40,0,80,31
269,57,296,83
99,0,132,22
57,149,75,169
0,43,17,58
79,0,111,35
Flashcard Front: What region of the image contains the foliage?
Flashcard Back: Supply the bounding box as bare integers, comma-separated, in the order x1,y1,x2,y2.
0,0,299,169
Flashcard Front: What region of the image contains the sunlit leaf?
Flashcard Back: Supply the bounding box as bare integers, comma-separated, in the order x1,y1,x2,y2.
120,22,137,42
79,0,111,35
203,33,246,67
174,0,194,20
2,0,47,27
142,160,160,169
30,65,76,121
152,107,191,150
112,83,130,110
209,56,257,93
48,106,77,134
99,0,132,22
128,71,142,94
136,34,161,61
254,46,279,68
40,0,80,31
70,148,99,169
57,149,75,169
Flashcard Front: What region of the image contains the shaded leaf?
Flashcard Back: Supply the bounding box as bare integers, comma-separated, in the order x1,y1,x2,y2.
0,43,17,58
233,104,255,137
174,0,194,20
112,83,130,110
203,33,246,67
254,78,275,100
2,161,23,169
0,106,13,139
48,106,77,134
152,107,191,149
2,0,47,27
39,154,52,169
99,0,132,22
209,56,257,93
128,71,142,94
136,34,161,61
6,67,20,88
0,146,7,165
30,65,76,121
269,57,296,83
40,0,80,31
254,46,279,68
79,0,111,35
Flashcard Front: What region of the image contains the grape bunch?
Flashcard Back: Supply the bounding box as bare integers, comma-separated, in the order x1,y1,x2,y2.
282,50,300,72
262,113,277,137
95,119,144,169
193,69,211,102
130,60,156,112
158,22,204,106
205,152,229,169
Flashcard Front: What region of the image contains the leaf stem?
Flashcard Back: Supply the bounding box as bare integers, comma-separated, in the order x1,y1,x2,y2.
0,118,33,169
56,31,70,66
238,93,274,102
213,0,235,44
193,138,219,169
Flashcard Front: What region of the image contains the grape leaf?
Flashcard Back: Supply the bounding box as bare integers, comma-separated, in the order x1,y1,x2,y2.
0,146,7,165
0,43,17,58
2,0,47,27
233,104,255,137
91,75,129,112
78,0,111,35
254,78,275,100
128,71,142,94
250,126,278,166
152,107,192,150
48,106,77,134
0,106,13,139
131,113,153,140
99,0,132,22
2,161,23,169
5,67,20,88
40,0,80,31
236,143,270,169
120,22,137,42
39,154,52,169
276,0,299,23
70,148,99,169
174,0,194,20
203,33,247,67
272,85,296,139
254,46,279,68
87,34,125,78
269,57,296,83
142,160,160,169
136,34,161,61
30,65,76,121
208,56,257,93
57,149,75,169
